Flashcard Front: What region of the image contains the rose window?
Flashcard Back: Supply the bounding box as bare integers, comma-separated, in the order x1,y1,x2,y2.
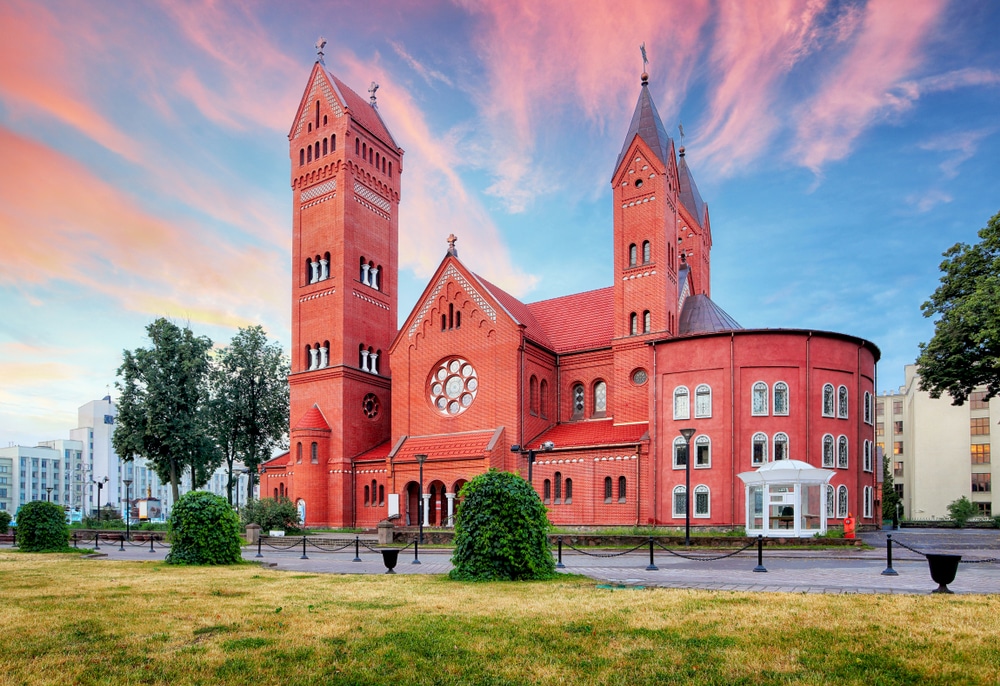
362,393,380,420
428,357,478,416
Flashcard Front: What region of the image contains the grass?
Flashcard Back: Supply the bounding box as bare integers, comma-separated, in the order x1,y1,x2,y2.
1,552,999,685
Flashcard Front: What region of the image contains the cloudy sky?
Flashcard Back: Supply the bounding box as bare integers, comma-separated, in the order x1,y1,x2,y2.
2,0,999,447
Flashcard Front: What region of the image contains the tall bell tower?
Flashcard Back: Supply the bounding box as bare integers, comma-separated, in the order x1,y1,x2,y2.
286,40,403,526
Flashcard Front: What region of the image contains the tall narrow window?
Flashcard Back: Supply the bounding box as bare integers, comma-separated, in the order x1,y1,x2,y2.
310,442,318,464
572,383,585,419
863,486,873,518
315,101,320,128
837,485,849,518
826,485,835,517
618,476,626,503
642,240,651,264
630,312,638,335
323,137,328,156
773,382,789,416
529,375,538,416
752,382,768,415
593,381,607,416
554,472,562,504
822,384,835,417
774,433,788,461
307,146,312,163
673,386,690,420
838,386,849,418
695,384,711,418
331,134,336,151
694,485,710,517
355,137,360,155
837,436,848,468
695,435,711,467
565,479,573,504
543,479,551,504
643,310,651,333
296,442,302,464
822,435,834,468
863,440,873,472
628,243,637,266
299,149,304,166
864,391,873,424
379,485,384,506
540,380,549,419
364,485,370,506
672,486,686,517
604,477,612,503
673,437,688,468
752,433,768,465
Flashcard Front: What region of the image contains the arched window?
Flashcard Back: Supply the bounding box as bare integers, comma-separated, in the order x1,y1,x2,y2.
864,391,873,424
323,137,328,156
822,435,835,468
826,484,835,517
315,101,320,128
299,149,304,166
752,432,768,465
323,114,327,126
369,148,373,164
673,436,688,468
565,478,573,504
672,485,686,517
642,240,651,264
630,312,638,335
837,485,849,518
864,440,873,472
604,476,612,503
593,381,607,416
296,442,302,464
572,383,585,419
774,433,788,461
529,375,538,416
355,138,360,155
389,161,392,177
310,442,318,464
331,134,336,151
752,382,768,415
371,480,377,505
554,472,562,504
540,380,548,419
695,384,711,418
378,485,384,506
307,145,312,163
362,142,367,160
375,151,380,169
543,479,551,504
837,435,848,468
822,384,835,417
643,310,651,333
315,141,319,160
863,486,873,518
618,476,626,503
695,435,711,467
773,382,789,416
274,488,279,499
628,243,637,266
838,385,849,418
673,386,690,420
694,485,710,517
364,485,370,506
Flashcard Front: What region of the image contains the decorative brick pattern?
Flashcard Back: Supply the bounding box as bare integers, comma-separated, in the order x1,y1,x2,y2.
301,179,336,202
299,287,336,303
353,289,390,311
353,181,391,220
408,264,496,337
292,73,343,139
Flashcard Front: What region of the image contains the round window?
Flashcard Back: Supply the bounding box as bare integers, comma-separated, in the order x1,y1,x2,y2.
634,178,644,188
428,357,478,416
632,368,648,386
362,393,380,420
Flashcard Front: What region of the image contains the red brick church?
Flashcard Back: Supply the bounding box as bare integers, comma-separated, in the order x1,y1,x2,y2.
260,50,881,533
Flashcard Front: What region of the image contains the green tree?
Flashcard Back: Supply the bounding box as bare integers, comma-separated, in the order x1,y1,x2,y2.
240,496,300,533
0,510,11,532
947,496,977,528
165,491,242,565
449,470,556,581
207,326,289,505
114,318,219,504
15,501,69,551
882,454,901,523
917,210,1000,404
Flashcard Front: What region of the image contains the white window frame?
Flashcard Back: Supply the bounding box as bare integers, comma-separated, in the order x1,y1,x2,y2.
593,380,607,415
752,381,768,416
694,485,710,518
694,435,711,468
864,391,873,425
773,432,789,461
863,440,873,473
826,484,836,518
822,434,835,468
673,386,690,420
673,436,688,470
863,485,873,518
837,435,848,469
773,381,789,416
822,384,835,417
672,485,687,518
694,384,712,418
752,432,768,465
838,385,849,419
837,484,849,519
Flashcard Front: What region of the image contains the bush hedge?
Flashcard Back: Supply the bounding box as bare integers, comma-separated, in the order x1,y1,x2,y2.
0,510,11,532
165,491,242,565
15,501,69,551
240,496,300,533
449,469,556,581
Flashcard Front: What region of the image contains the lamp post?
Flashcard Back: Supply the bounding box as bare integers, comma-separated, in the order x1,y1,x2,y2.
510,442,554,486
45,486,53,502
679,428,696,546
414,454,427,544
93,476,108,525
123,479,132,541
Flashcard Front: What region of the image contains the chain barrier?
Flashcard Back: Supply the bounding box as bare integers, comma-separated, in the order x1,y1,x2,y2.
653,539,757,561
887,537,1000,564
561,540,648,558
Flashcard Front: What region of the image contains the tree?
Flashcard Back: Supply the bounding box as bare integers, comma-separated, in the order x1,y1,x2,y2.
15,501,69,551
0,510,11,532
881,454,901,524
165,491,242,565
449,470,556,581
917,211,1000,405
240,496,300,533
114,318,219,505
207,325,289,505
947,496,977,528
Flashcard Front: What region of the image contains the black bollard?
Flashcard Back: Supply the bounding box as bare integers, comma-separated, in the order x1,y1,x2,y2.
412,536,421,565
119,534,125,551
149,535,155,553
353,536,361,562
94,532,101,551
556,536,565,569
300,536,309,560
256,537,263,558
882,534,898,576
646,537,658,571
753,534,767,573
72,533,78,548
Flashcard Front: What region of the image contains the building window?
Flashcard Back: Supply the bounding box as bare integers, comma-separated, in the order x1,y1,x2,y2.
543,479,551,504
773,382,789,416
310,442,318,464
572,383,585,419
877,401,885,417
296,442,302,464
971,391,989,410
837,436,848,469
673,386,690,420
752,382,768,416
673,437,688,468
752,433,768,465
630,312,638,335
565,478,573,504
895,461,903,477
894,441,903,455
604,476,612,503
863,486,873,518
643,310,651,333
972,473,991,493
972,444,991,464
628,243,637,266
618,476,626,503
893,400,902,415
694,485,710,517
695,384,711,418
540,380,549,419
593,381,607,416
971,417,990,435
672,486,686,517
695,435,711,467
838,386,849,418
774,433,788,461
364,485,370,506
894,420,903,434
977,502,993,517
876,422,884,436
428,357,478,416
824,484,835,517
837,485,849,519
864,391,873,424
822,384,835,417
822,435,834,468
529,375,538,416
863,440,873,472
554,472,562,504
642,240,651,264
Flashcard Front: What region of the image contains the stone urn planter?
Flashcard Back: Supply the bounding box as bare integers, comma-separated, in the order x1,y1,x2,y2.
926,553,962,594
379,548,400,574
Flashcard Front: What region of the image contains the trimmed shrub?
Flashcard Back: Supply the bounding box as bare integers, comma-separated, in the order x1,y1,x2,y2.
165,491,242,565
947,496,977,528
15,501,69,551
0,510,11,532
240,496,300,533
449,469,556,581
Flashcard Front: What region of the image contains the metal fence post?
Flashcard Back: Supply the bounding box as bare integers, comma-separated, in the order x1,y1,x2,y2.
753,534,767,573
882,534,898,576
256,537,263,558
412,535,421,565
353,535,361,562
119,534,125,551
646,536,658,571
149,535,155,553
556,536,565,569
300,536,309,560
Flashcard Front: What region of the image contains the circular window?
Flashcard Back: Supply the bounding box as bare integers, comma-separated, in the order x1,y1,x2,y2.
362,393,380,419
429,357,478,416
634,178,644,188
632,368,648,386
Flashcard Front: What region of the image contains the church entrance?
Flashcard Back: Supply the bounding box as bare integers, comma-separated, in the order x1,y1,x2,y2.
427,480,446,526
405,481,420,526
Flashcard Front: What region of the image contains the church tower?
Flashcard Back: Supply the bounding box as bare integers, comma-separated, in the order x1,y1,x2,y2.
286,41,403,526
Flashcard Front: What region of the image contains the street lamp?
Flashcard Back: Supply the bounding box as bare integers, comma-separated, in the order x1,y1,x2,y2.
45,486,53,502
679,428,696,546
93,476,108,525
123,479,133,541
414,454,427,545
510,441,554,485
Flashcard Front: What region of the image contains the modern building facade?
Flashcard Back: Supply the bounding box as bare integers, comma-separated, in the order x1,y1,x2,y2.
261,53,881,531
879,364,997,520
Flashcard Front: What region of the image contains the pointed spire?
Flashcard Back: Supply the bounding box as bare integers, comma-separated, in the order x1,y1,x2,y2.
677,145,707,224
615,71,672,170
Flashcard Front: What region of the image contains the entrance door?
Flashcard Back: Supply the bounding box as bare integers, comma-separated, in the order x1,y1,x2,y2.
406,482,420,526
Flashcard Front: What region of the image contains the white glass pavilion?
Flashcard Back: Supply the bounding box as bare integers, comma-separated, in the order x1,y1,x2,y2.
737,460,835,538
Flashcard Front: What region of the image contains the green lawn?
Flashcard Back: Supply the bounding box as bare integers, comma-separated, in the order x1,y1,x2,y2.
1,552,998,684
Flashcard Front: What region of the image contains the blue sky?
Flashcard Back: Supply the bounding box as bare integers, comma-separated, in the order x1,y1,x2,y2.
2,0,999,446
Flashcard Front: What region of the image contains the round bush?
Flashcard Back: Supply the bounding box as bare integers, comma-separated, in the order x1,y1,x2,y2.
0,510,12,532
449,469,556,581
15,501,69,552
240,496,300,533
165,491,242,565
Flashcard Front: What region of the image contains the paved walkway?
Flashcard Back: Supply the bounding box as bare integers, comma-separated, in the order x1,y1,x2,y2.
6,528,1000,595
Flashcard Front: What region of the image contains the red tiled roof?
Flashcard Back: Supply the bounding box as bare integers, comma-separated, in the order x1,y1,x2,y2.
354,440,393,462
528,419,648,450
261,451,290,469
394,429,501,461
327,70,398,150
527,287,614,353
472,274,553,349
292,404,331,431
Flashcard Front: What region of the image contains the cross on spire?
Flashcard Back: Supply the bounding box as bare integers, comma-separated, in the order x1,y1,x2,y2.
447,233,458,256
315,37,327,65
369,81,380,108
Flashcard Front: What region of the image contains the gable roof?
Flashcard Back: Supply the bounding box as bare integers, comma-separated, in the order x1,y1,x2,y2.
678,293,742,336
473,274,553,349
261,451,290,469
392,428,502,461
615,77,673,171
292,404,331,431
526,287,614,353
326,70,398,150
528,419,649,450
